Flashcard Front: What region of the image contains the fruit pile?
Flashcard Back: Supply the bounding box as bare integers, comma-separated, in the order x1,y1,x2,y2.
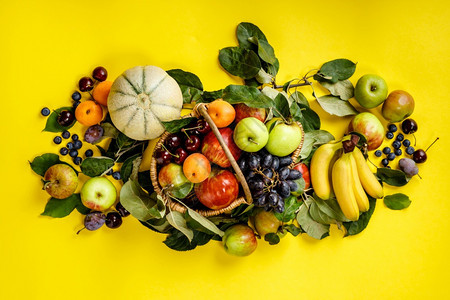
29,22,431,257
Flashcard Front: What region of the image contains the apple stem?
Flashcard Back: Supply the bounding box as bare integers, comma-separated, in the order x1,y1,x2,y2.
425,137,439,152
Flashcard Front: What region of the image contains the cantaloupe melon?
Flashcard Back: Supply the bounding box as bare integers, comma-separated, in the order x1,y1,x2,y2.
107,65,183,140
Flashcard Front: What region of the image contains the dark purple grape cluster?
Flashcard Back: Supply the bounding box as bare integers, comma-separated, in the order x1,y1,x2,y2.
238,150,301,213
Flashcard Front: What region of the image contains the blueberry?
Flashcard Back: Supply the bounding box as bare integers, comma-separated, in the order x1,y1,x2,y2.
69,149,78,158
406,146,415,155
403,139,411,147
67,142,74,150
73,101,81,110
392,141,401,149
386,132,394,139
112,172,121,180
62,131,70,139
53,136,62,144
85,149,93,157
396,133,404,141
41,107,50,116
74,140,83,150
381,159,389,167
388,124,397,132
395,149,402,156
60,147,68,156
72,91,82,101
382,147,391,154
387,153,396,161
72,134,79,141
73,157,82,165
374,150,382,157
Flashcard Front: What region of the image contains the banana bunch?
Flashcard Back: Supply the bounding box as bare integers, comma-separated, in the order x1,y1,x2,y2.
310,142,383,221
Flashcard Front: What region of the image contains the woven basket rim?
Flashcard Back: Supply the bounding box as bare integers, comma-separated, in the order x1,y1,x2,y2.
150,107,305,217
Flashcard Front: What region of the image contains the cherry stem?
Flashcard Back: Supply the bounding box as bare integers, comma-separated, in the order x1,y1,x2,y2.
425,137,439,152
181,129,192,142
161,144,179,158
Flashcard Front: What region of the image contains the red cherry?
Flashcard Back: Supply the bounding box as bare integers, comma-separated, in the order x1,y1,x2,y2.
155,150,171,165
173,148,188,164
185,135,201,152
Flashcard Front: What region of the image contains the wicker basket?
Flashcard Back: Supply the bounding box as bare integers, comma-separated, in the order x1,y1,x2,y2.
150,103,304,217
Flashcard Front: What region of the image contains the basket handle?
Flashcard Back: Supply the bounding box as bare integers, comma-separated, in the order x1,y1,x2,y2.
194,103,253,204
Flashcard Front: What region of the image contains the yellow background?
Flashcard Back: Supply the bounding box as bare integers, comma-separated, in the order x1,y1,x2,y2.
1,0,449,299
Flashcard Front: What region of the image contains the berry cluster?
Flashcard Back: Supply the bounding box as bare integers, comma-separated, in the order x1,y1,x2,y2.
238,150,302,213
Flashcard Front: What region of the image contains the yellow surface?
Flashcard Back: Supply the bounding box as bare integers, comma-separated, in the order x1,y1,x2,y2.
1,0,449,299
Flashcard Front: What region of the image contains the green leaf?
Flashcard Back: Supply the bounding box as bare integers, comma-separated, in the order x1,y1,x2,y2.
274,196,301,222
140,218,171,233
163,229,213,251
314,59,356,83
377,168,409,187
299,130,335,160
384,193,411,210
185,208,224,237
320,80,354,100
202,89,223,102
248,37,276,64
312,195,351,222
29,153,62,177
316,95,358,116
119,180,165,221
290,102,321,132
273,93,290,119
116,132,134,148
166,211,194,242
138,171,154,194
264,233,281,245
120,154,141,183
296,201,330,240
43,107,76,132
289,91,309,107
218,47,261,79
222,85,273,108
283,224,303,236
80,157,115,177
236,22,268,50
255,68,274,84
161,117,196,133
41,194,83,218
167,69,204,104
343,197,376,236
264,58,279,77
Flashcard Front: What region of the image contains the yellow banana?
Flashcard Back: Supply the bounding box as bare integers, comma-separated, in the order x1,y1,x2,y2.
349,153,370,212
310,142,342,200
331,152,360,221
352,147,384,199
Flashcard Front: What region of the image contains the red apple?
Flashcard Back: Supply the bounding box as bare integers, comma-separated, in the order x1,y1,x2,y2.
292,163,310,190
347,112,385,150
194,168,239,210
201,128,241,168
234,103,266,124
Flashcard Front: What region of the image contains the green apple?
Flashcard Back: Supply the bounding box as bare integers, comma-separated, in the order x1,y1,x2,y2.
43,164,78,199
233,117,269,152
253,208,281,238
222,224,257,257
354,74,388,108
265,118,302,157
381,90,415,122
80,177,117,211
